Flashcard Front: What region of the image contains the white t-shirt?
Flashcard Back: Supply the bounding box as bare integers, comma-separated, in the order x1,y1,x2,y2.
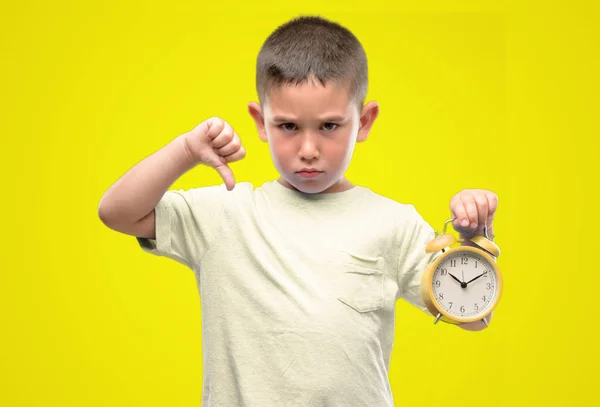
137,180,443,406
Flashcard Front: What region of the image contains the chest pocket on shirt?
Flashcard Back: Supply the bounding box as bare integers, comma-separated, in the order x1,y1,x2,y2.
336,251,385,313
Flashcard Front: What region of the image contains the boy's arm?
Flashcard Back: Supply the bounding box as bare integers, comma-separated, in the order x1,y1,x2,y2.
97,134,197,238
98,117,245,239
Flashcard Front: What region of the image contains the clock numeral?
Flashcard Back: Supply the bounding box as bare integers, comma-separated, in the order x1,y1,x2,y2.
474,303,479,311
475,261,478,268
440,268,448,276
460,305,465,313
450,260,456,267
482,295,487,302
483,270,488,277
486,283,491,290
448,302,453,309
435,280,441,288
439,293,444,300
461,257,468,265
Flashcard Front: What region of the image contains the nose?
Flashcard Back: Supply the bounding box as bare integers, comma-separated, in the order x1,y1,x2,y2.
298,132,319,161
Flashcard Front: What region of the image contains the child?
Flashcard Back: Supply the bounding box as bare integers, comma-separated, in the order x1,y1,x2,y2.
98,15,498,407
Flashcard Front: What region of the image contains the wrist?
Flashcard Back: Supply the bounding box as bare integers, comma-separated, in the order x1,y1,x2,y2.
176,133,203,168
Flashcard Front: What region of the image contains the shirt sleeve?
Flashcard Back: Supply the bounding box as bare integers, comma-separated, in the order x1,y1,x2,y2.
136,184,229,271
396,205,446,315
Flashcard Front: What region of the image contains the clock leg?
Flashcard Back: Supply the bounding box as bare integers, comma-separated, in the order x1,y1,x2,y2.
481,318,488,327
434,313,442,324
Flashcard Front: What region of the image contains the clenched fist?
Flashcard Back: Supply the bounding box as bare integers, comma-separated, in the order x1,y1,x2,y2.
450,189,498,238
183,117,246,191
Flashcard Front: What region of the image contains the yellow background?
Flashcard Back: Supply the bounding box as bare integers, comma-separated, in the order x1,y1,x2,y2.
1,0,597,406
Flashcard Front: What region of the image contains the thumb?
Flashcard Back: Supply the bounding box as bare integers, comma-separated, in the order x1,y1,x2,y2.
213,161,235,191
198,148,235,190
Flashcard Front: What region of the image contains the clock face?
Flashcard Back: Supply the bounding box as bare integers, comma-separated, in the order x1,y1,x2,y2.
431,251,498,318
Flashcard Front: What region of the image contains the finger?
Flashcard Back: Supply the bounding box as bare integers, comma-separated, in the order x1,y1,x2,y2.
486,192,498,223
451,199,470,230
213,162,235,191
474,193,488,232
223,146,246,163
210,124,235,148
215,134,242,156
460,194,479,230
205,117,226,141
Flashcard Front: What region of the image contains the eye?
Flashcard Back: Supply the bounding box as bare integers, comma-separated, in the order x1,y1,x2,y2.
321,123,338,132
279,123,297,132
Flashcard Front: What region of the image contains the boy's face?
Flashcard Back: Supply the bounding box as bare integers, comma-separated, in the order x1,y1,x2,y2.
248,80,379,194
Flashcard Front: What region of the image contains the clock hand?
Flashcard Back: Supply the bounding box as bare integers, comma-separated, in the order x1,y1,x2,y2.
449,273,467,288
465,272,486,286
449,273,462,284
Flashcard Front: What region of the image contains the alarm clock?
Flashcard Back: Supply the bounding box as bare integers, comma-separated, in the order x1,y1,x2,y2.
420,218,503,326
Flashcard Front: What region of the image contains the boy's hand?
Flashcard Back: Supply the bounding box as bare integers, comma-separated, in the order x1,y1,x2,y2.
183,117,246,191
449,189,498,237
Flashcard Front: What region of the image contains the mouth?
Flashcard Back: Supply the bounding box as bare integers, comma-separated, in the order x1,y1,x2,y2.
296,169,324,179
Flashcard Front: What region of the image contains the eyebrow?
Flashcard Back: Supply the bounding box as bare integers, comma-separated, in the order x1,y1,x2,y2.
272,115,346,122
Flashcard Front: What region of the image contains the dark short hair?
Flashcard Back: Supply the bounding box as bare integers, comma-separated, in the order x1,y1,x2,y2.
255,15,368,110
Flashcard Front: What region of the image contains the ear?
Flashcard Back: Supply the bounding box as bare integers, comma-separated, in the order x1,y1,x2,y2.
356,101,380,143
248,102,268,142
